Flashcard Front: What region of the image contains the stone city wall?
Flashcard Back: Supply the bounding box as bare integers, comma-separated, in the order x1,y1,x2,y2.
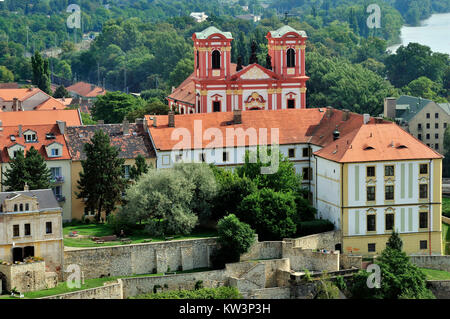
0,261,48,293
427,280,450,299
247,287,291,299
64,238,218,279
41,281,123,299
282,242,339,272
410,255,450,272
339,254,363,270
284,231,341,251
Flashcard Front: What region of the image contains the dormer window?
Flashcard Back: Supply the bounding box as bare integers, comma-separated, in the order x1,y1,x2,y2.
51,148,60,157
23,130,37,143
46,142,63,158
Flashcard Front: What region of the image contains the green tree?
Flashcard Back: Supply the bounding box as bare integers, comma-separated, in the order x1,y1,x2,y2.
129,154,149,181
212,214,256,268
237,188,298,241
173,163,218,225
76,130,127,221
168,58,194,88
350,233,434,299
4,147,51,191
0,65,14,82
92,91,146,124
402,76,447,102
444,126,450,177
121,168,198,237
31,51,51,94
53,85,70,98
386,230,403,251
126,99,169,122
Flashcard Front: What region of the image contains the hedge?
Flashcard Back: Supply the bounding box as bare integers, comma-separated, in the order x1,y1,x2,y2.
130,286,242,299
297,219,334,237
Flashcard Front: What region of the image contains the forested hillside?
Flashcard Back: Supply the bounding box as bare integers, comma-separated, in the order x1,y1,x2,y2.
0,0,448,116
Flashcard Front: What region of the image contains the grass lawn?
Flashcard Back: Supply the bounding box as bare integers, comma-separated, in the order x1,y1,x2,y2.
443,197,450,218
443,222,450,255
63,223,217,248
420,268,450,281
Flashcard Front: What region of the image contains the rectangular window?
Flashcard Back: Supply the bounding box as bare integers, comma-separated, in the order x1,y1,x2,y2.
288,148,295,158
368,243,376,252
418,123,422,130
222,151,229,162
287,99,295,109
50,167,61,179
123,165,130,179
367,186,376,201
199,153,206,162
420,240,427,250
435,133,439,139
46,222,52,234
367,214,376,232
426,134,430,140
302,147,310,157
13,224,20,237
385,213,394,231
435,123,439,129
426,113,430,119
418,134,422,140
385,185,394,200
445,123,447,128
419,164,428,174
419,184,428,199
366,166,375,177
419,212,428,229
435,113,439,119
24,223,31,236
436,143,439,150
51,148,60,156
385,165,394,176
213,101,221,112
302,167,312,180
426,123,430,129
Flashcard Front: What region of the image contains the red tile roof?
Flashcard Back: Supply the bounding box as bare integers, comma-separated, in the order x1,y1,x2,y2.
34,98,66,110
0,124,71,163
0,109,82,126
167,63,238,105
314,122,443,163
146,108,442,163
0,88,41,101
67,82,106,98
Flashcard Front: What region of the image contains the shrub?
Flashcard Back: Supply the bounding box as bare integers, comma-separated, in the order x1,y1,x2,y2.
297,220,334,237
237,188,297,241
130,286,242,299
212,214,256,269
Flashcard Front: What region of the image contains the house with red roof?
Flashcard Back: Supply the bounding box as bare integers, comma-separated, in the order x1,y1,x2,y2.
145,107,443,256
0,88,66,112
66,82,106,100
167,25,308,114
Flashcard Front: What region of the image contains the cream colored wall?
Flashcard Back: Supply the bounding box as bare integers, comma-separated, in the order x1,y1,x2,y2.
409,102,450,153
70,157,155,221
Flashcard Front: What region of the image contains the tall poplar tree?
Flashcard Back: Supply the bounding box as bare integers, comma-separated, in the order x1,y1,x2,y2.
76,130,126,221
31,51,51,94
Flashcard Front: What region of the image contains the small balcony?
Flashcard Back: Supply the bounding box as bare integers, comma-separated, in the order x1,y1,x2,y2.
50,176,65,185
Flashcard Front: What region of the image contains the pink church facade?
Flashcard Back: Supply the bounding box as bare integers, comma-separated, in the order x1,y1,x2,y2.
167,25,309,114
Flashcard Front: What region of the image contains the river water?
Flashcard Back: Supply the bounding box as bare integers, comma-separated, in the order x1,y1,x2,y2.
387,12,450,55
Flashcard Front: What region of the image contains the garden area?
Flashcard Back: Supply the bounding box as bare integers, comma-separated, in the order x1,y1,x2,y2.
443,197,450,218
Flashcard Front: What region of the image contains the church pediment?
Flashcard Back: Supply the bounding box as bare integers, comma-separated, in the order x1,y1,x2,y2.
232,64,280,81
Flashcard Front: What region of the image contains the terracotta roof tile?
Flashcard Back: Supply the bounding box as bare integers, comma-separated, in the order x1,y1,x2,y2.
0,109,81,126
0,88,41,101
67,82,106,98
0,124,71,163
65,123,155,161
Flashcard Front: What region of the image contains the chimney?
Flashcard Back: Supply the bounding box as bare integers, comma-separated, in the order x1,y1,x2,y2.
333,126,340,141
18,100,23,111
18,124,23,138
168,111,175,128
24,183,29,192
98,120,104,124
384,97,397,119
342,109,350,121
326,106,333,118
122,119,130,135
56,120,66,135
233,109,242,124
151,117,157,128
0,120,2,131
12,98,18,111
363,114,370,124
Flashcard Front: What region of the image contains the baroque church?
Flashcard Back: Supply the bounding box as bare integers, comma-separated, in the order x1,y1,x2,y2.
167,25,309,114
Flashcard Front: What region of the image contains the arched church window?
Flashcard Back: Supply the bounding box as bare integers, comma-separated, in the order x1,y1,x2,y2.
212,50,221,69
287,48,296,68
196,51,199,69
19,204,23,211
